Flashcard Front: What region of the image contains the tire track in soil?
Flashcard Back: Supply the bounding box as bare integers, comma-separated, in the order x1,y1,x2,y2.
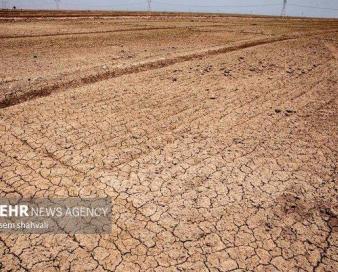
1,29,336,109
324,42,338,59
0,26,185,39
0,24,230,39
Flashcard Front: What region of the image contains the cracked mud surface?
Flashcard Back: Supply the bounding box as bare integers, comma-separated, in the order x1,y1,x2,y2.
0,12,338,271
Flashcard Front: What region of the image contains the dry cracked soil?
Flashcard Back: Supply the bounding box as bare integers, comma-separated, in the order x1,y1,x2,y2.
0,10,337,272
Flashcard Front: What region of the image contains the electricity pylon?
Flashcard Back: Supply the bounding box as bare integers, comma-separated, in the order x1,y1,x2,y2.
281,0,287,16
55,0,61,10
147,0,152,12
1,0,8,9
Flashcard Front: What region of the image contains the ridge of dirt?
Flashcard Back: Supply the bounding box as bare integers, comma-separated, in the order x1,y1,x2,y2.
325,42,338,59
0,26,179,39
0,24,230,39
1,29,336,109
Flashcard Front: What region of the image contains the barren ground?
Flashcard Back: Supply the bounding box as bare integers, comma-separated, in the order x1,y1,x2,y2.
0,11,337,272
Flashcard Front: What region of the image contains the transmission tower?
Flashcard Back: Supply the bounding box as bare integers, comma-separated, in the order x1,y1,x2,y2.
1,0,8,9
55,0,61,10
147,0,152,12
281,0,287,16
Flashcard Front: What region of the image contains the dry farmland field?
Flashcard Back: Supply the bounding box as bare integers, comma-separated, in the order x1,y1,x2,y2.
0,10,337,271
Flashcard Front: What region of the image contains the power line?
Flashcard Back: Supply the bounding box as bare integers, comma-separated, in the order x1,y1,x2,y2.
154,1,281,8
152,1,338,11
6,0,338,13
289,4,338,11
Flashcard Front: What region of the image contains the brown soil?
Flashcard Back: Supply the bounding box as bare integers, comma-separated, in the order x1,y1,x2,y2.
0,10,337,272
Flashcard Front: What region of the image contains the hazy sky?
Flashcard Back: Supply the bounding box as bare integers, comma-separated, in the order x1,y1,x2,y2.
5,0,338,18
